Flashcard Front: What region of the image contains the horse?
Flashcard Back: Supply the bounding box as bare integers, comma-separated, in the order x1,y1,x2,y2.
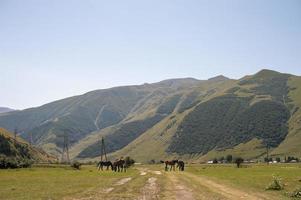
177,160,185,171
164,160,178,171
97,161,113,171
113,159,126,172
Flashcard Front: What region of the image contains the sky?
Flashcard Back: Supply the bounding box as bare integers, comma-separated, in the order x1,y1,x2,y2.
1,0,300,110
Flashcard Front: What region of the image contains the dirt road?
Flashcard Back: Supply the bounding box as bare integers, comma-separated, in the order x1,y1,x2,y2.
66,166,272,200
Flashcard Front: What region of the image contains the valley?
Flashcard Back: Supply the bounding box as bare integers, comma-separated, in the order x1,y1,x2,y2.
1,69,300,163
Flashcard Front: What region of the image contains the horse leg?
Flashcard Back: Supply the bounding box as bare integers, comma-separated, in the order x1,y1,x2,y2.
165,164,168,171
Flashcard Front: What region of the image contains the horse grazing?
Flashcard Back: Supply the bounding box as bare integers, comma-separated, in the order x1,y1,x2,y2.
177,160,185,171
97,161,113,171
113,159,126,172
164,160,178,171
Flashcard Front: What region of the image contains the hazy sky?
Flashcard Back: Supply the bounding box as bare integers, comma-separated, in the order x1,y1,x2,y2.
1,0,301,109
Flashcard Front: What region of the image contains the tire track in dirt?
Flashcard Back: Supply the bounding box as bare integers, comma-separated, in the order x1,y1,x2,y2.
137,177,160,200
65,177,133,200
166,173,195,200
184,173,269,200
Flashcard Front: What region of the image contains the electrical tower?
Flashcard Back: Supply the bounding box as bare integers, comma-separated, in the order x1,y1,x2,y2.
61,133,70,164
100,137,107,162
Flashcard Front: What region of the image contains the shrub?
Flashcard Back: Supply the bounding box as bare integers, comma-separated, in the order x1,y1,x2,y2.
148,159,156,164
226,155,233,163
266,175,284,190
71,161,81,170
0,155,32,169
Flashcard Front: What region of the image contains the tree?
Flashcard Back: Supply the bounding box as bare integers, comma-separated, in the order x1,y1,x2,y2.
226,155,233,163
235,157,244,168
264,157,269,162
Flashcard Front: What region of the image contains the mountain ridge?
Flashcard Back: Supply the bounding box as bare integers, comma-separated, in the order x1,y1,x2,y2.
0,69,300,163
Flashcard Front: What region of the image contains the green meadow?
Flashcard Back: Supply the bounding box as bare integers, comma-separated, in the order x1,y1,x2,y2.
1,163,301,200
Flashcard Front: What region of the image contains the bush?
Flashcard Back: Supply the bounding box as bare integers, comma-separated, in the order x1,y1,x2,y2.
0,155,32,169
71,161,81,170
148,159,156,164
266,175,284,190
226,155,233,163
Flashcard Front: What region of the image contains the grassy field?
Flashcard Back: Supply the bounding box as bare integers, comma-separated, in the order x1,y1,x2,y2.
186,163,301,199
0,163,301,200
0,164,140,200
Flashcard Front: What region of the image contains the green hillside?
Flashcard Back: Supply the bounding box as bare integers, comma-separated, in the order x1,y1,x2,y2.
0,70,301,163
110,70,301,162
0,128,56,162
0,78,200,156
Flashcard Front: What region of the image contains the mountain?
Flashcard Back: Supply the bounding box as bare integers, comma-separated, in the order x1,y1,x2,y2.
0,70,300,163
0,107,14,114
0,128,56,162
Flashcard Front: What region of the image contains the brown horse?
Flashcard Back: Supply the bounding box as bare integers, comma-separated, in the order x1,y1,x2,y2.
113,159,126,172
97,161,113,171
177,160,185,171
164,160,178,171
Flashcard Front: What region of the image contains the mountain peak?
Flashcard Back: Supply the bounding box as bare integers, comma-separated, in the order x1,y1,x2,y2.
254,69,291,79
208,75,229,82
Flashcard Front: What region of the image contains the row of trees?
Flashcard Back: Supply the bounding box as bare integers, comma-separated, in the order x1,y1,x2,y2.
211,155,244,168
212,154,234,163
0,155,33,169
264,156,299,163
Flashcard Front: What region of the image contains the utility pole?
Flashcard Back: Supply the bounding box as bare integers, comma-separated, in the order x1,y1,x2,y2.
61,133,70,164
266,144,269,165
100,137,107,162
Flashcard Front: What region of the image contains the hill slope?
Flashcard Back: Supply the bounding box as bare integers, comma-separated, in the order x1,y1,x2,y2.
0,128,56,162
0,70,300,162
0,107,14,114
108,70,301,162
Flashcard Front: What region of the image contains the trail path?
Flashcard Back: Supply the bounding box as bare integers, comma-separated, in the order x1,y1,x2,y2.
166,173,195,200
137,177,160,200
183,172,269,200
65,166,272,200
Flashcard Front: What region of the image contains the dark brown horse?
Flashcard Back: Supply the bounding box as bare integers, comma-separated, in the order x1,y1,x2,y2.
113,159,126,172
177,160,185,171
164,160,178,171
97,161,113,171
